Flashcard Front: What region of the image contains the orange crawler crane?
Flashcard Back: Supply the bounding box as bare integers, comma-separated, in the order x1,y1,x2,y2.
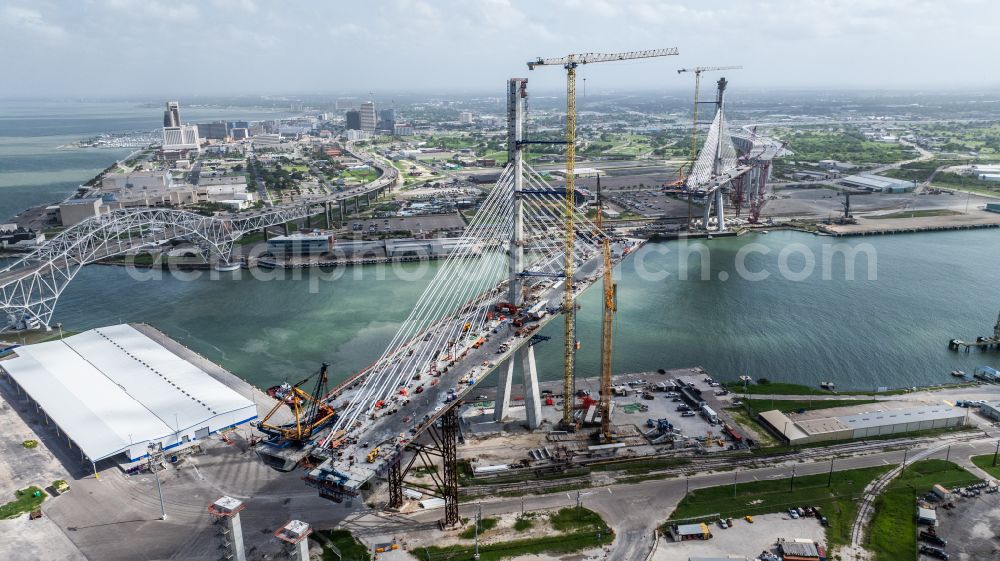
259,363,336,442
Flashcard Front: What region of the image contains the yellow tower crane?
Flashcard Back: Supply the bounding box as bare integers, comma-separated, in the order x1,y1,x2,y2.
594,175,617,442
528,49,679,427
677,66,742,226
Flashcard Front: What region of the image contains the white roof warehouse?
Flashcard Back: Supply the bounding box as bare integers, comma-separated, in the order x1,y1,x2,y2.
0,324,256,463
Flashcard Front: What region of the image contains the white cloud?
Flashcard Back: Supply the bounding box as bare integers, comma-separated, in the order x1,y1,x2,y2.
329,23,363,37
104,0,200,23
0,5,66,40
212,0,258,14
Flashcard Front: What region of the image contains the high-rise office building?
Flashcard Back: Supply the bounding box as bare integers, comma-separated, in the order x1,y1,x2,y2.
377,108,396,132
360,101,377,133
345,110,361,131
197,121,229,141
459,111,474,125
163,101,180,127
162,125,200,151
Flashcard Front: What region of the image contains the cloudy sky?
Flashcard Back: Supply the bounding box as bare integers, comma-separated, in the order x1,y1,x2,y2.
0,0,996,97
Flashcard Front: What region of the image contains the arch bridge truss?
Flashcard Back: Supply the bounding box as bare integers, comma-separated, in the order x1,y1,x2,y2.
0,204,317,330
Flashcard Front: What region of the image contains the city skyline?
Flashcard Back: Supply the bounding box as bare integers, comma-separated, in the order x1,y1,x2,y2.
0,0,997,98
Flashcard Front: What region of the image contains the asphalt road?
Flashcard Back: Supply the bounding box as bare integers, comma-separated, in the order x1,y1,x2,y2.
348,432,1000,561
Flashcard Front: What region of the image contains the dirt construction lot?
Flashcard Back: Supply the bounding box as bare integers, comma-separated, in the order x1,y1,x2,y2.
653,513,825,561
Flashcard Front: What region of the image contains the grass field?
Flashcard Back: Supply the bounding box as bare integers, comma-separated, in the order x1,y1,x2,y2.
724,382,833,395
743,398,878,414
310,529,370,561
459,517,498,539
878,209,963,219
514,516,533,532
415,507,612,561
0,487,46,519
782,130,917,164
666,466,890,550
868,460,979,561
970,454,1000,478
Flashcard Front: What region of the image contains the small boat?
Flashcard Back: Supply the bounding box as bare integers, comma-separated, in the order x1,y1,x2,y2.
214,262,241,272
951,370,967,377
820,382,835,390
760,230,769,235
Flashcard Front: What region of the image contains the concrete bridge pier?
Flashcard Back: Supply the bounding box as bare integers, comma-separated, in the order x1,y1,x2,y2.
522,345,542,429
493,359,515,422
493,345,542,430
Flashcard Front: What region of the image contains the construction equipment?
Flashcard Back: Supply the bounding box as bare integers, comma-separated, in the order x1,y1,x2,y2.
527,48,679,427
677,66,742,227
595,175,617,443
259,363,336,442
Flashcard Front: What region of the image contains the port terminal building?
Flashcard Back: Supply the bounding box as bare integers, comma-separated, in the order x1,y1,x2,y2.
760,404,966,445
0,324,256,465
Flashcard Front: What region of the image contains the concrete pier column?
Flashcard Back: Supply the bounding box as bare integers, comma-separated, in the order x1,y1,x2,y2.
493,358,515,422
324,203,331,229
522,345,542,430
366,192,371,206
702,193,713,232
262,227,268,241
339,200,345,222
209,497,247,561
283,222,289,236
354,197,359,213
715,188,726,232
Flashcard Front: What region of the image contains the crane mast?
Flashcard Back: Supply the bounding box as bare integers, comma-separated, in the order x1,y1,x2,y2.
596,175,616,442
528,48,678,428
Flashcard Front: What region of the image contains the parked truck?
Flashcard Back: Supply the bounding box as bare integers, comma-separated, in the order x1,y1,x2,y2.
701,404,718,424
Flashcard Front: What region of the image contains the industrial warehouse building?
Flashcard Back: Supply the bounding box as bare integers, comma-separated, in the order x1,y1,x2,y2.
0,324,257,464
978,401,1000,421
838,173,915,193
760,404,966,445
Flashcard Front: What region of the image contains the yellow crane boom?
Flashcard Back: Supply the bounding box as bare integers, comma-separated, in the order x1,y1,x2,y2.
528,48,679,428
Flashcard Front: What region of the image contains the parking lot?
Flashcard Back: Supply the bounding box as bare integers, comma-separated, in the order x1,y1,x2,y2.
347,213,467,236
654,512,826,561
606,187,691,219
923,487,1000,561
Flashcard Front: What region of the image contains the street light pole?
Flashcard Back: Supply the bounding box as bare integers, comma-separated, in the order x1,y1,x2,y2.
148,445,166,521
474,503,481,561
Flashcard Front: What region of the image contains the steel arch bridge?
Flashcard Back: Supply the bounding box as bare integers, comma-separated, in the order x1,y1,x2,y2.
0,204,316,329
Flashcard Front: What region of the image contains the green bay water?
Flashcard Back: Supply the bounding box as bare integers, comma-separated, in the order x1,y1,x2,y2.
48,229,1000,391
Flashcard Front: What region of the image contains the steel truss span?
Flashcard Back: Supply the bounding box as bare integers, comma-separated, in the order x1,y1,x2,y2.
0,205,315,329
